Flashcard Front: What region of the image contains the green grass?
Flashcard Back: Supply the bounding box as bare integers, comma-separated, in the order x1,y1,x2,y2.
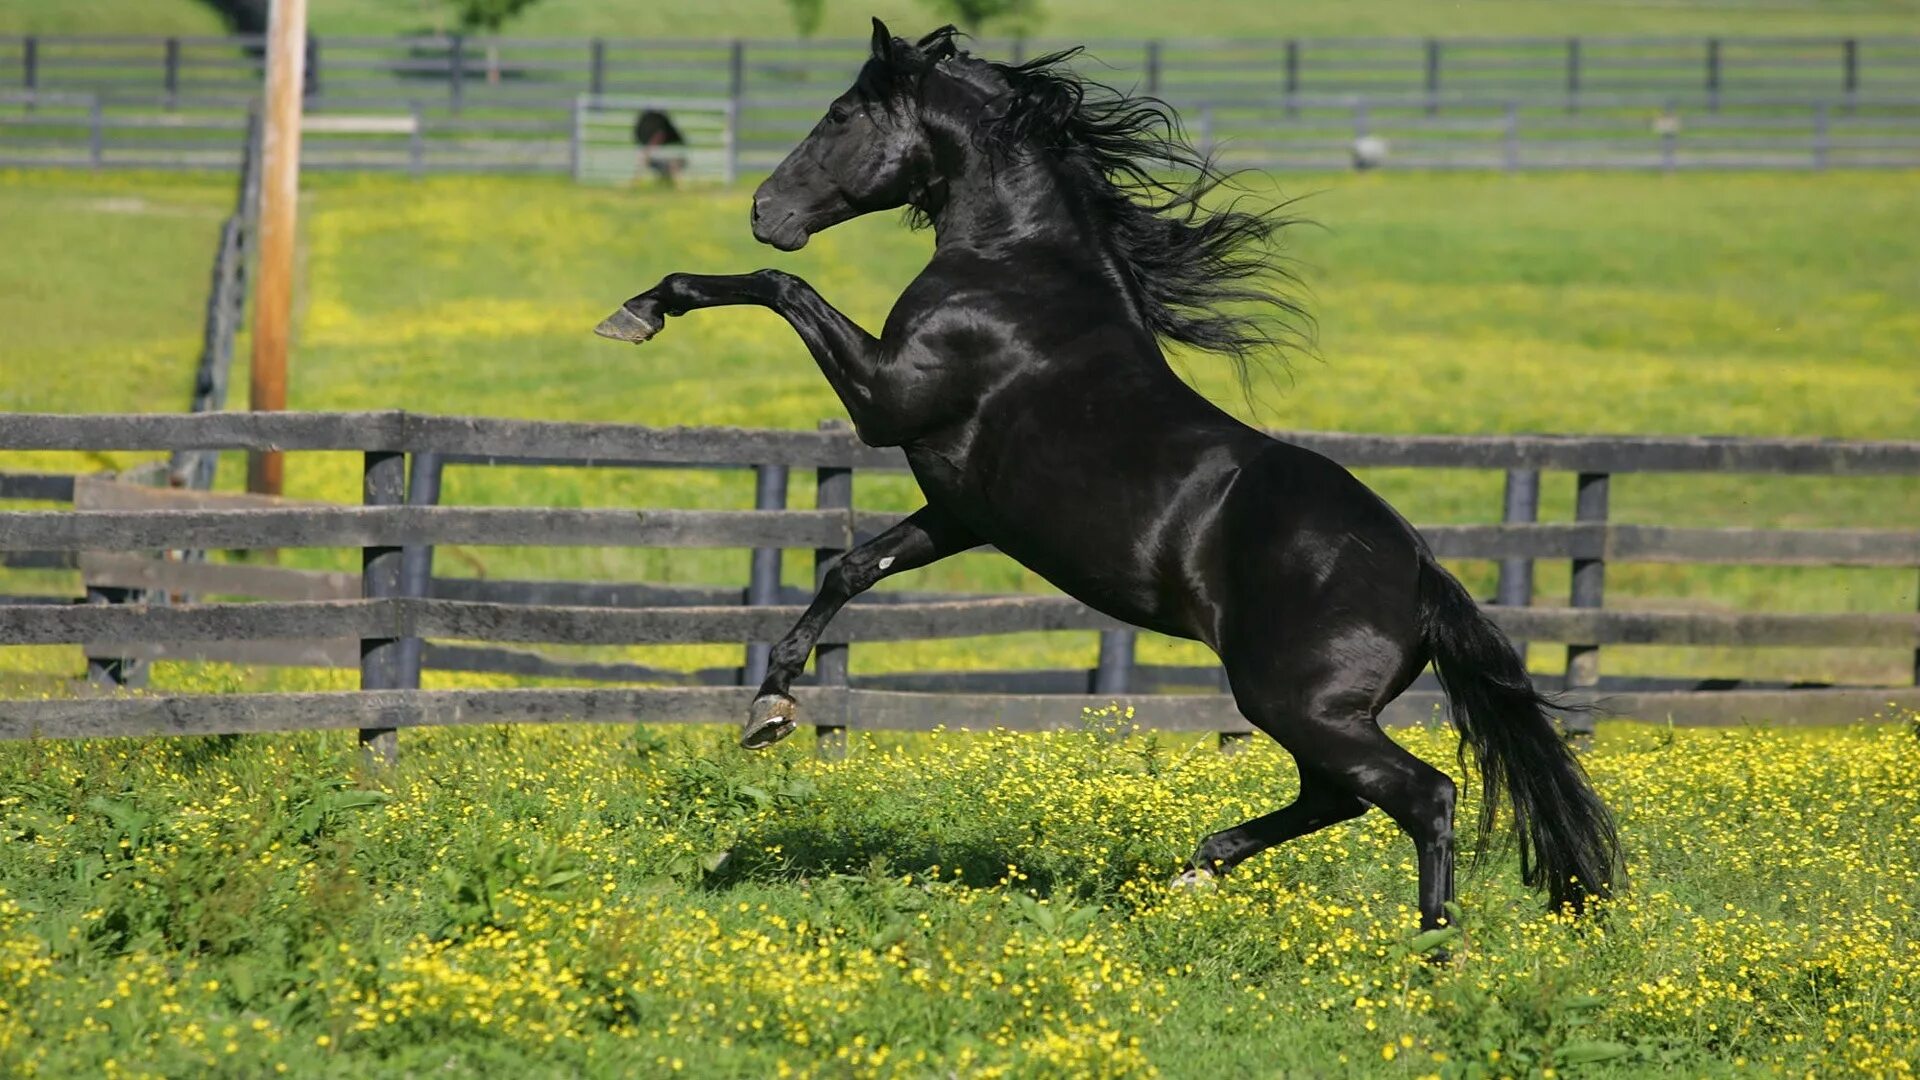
2,167,1916,695
6,0,1920,39
1,716,1916,1077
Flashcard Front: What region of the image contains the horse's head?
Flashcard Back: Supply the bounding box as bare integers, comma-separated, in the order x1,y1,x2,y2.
751,20,971,250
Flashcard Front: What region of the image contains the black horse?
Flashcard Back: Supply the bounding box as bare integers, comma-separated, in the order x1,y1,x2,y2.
596,22,1622,930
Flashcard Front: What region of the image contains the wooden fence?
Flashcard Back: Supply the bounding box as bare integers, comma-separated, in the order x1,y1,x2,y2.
3,411,1918,756
4,34,1917,108
3,33,1919,173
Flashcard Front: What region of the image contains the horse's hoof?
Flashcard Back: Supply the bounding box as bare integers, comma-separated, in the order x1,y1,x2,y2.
593,304,662,344
1170,867,1217,890
741,693,799,750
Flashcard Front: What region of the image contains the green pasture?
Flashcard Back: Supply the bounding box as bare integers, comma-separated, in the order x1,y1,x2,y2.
2,167,1916,697
1,716,1916,1077
5,0,1920,40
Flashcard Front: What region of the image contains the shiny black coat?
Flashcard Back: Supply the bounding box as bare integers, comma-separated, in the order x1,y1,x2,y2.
596,22,1621,932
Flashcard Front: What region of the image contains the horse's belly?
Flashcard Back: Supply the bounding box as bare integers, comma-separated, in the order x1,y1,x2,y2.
902,445,1221,641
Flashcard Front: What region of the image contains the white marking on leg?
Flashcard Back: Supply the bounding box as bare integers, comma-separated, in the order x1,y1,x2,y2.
877,556,895,571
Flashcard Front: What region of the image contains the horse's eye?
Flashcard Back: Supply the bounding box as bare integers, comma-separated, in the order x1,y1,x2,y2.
827,106,852,125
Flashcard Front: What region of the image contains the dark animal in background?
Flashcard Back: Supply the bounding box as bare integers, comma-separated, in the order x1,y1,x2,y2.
633,109,687,185
596,21,1623,937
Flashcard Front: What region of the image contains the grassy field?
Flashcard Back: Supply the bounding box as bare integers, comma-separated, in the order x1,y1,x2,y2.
1,715,1915,1077
6,0,1920,39
2,167,1917,695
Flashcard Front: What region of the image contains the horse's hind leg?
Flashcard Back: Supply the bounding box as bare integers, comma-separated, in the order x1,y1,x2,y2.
1232,673,1458,932
1175,767,1368,885
1221,653,1459,930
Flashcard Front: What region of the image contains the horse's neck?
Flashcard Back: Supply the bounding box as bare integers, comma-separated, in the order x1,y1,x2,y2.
928,155,1146,316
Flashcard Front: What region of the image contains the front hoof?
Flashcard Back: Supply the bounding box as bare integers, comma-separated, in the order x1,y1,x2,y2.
1169,867,1218,890
741,693,799,750
593,303,663,344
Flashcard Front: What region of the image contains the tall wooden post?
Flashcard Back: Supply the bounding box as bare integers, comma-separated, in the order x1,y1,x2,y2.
248,0,307,497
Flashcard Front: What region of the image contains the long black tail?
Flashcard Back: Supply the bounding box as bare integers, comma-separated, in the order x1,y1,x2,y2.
1417,557,1623,912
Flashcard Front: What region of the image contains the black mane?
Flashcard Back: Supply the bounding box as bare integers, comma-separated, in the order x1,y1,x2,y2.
897,27,1313,373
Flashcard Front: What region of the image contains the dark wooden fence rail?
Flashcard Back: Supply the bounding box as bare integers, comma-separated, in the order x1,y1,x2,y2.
4,33,1919,173
3,410,1918,755
4,34,1917,108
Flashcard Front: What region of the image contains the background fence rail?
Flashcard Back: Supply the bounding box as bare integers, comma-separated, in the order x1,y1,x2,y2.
3,411,1918,753
3,33,1919,172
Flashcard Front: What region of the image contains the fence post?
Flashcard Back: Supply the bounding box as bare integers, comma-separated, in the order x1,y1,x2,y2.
724,97,739,185
409,101,424,177
448,34,464,112
1284,39,1300,115
397,450,441,690
1424,38,1441,115
88,96,103,168
1144,40,1162,96
743,463,790,687
1660,100,1678,172
22,36,35,93
727,39,745,106
1842,38,1858,113
1565,37,1580,112
1705,38,1721,112
589,38,606,97
164,37,181,108
1495,468,1540,660
1813,103,1829,170
1561,471,1608,736
304,35,321,98
1503,101,1520,171
1093,628,1134,695
813,419,853,760
360,450,406,766
567,95,583,181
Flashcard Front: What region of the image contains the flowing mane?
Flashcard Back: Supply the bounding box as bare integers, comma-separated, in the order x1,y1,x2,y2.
897,27,1313,373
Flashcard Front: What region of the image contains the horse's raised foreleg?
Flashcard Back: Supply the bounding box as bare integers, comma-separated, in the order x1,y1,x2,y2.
596,270,888,433
742,504,980,750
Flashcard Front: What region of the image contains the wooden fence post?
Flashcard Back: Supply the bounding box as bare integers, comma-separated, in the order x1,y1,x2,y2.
1565,37,1581,112
1496,468,1540,660
743,463,790,687
1705,38,1722,112
1284,39,1301,114
588,38,606,97
813,420,852,759
164,37,181,108
1503,102,1521,171
21,37,36,93
360,450,405,765
1093,628,1134,695
727,40,745,107
1144,40,1162,96
1424,38,1441,115
1842,38,1858,109
448,34,464,112
88,96,104,168
397,450,441,690
409,101,424,177
304,35,321,98
1562,471,1609,736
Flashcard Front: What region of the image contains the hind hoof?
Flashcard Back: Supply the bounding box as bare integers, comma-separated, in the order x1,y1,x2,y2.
741,693,799,750
1169,867,1217,890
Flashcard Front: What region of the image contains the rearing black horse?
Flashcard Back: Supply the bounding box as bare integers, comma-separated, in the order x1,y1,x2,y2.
596,22,1622,929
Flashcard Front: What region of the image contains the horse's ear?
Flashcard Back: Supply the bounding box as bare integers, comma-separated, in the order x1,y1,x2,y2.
870,18,893,60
